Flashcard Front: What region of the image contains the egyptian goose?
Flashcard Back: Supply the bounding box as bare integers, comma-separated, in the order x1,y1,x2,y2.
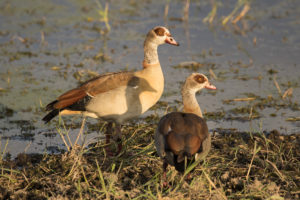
155,73,216,183
43,26,179,155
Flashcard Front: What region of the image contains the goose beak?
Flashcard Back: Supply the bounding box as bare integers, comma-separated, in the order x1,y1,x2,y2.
205,83,216,90
165,37,179,46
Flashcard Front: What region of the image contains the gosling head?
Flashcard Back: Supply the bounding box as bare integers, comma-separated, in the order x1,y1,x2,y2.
183,73,217,94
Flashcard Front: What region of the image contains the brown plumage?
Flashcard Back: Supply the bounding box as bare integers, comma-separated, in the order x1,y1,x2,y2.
155,73,216,182
43,26,179,155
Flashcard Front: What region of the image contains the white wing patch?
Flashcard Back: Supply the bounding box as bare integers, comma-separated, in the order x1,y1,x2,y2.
195,153,198,160
167,125,172,134
86,92,95,98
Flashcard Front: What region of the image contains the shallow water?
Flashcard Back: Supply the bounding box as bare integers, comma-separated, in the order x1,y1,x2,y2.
0,0,299,157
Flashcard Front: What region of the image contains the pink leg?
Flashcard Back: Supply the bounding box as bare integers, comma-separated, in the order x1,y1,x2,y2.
162,162,169,187
105,122,113,156
186,173,191,180
115,124,122,155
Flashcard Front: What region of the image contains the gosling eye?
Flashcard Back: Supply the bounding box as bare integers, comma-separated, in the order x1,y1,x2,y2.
194,74,205,84
154,27,165,36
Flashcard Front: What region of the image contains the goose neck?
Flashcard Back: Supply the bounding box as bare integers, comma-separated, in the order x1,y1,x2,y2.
143,41,159,65
181,89,203,118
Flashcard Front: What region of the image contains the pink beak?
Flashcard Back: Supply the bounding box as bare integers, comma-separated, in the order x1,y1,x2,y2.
165,37,179,46
205,83,217,90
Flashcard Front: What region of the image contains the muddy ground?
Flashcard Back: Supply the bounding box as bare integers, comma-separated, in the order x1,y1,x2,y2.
0,123,299,199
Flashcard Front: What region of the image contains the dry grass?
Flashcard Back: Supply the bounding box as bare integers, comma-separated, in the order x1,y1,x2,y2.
0,122,299,199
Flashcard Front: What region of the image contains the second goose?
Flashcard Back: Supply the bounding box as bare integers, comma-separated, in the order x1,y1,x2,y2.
155,73,216,183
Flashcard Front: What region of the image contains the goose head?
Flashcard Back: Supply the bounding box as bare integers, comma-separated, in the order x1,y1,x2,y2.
182,73,216,94
145,26,179,46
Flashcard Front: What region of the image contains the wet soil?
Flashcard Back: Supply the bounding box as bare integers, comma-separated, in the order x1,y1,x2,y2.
0,125,299,199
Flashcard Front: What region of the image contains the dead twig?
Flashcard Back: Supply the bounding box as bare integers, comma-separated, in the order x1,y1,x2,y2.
233,97,256,101
204,170,228,200
266,160,286,181
246,141,261,181
74,117,86,146
248,106,253,120
273,75,282,96
203,0,218,24
282,88,293,99
164,2,169,22
232,3,250,24
209,69,218,80
183,0,190,21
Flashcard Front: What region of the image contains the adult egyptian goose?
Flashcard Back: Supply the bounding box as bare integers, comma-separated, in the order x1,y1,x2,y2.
155,73,216,183
43,26,179,155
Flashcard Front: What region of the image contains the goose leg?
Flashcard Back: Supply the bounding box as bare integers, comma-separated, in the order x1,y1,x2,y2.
115,124,122,155
163,161,169,187
186,173,191,180
105,122,113,156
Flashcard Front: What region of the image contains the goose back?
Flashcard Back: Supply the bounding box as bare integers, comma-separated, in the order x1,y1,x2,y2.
155,112,210,172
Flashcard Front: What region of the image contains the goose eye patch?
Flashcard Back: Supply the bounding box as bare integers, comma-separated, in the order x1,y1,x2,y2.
154,27,165,36
194,75,205,84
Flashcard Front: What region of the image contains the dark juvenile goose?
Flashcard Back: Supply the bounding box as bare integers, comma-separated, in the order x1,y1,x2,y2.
43,26,179,155
155,73,216,181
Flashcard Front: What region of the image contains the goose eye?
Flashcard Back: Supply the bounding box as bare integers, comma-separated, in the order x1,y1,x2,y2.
194,75,205,84
154,27,165,36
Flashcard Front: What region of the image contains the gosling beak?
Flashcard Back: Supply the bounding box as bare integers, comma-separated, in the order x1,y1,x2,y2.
165,37,179,46
205,83,216,90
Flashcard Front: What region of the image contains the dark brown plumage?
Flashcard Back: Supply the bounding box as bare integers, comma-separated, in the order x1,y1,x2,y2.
156,112,209,172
